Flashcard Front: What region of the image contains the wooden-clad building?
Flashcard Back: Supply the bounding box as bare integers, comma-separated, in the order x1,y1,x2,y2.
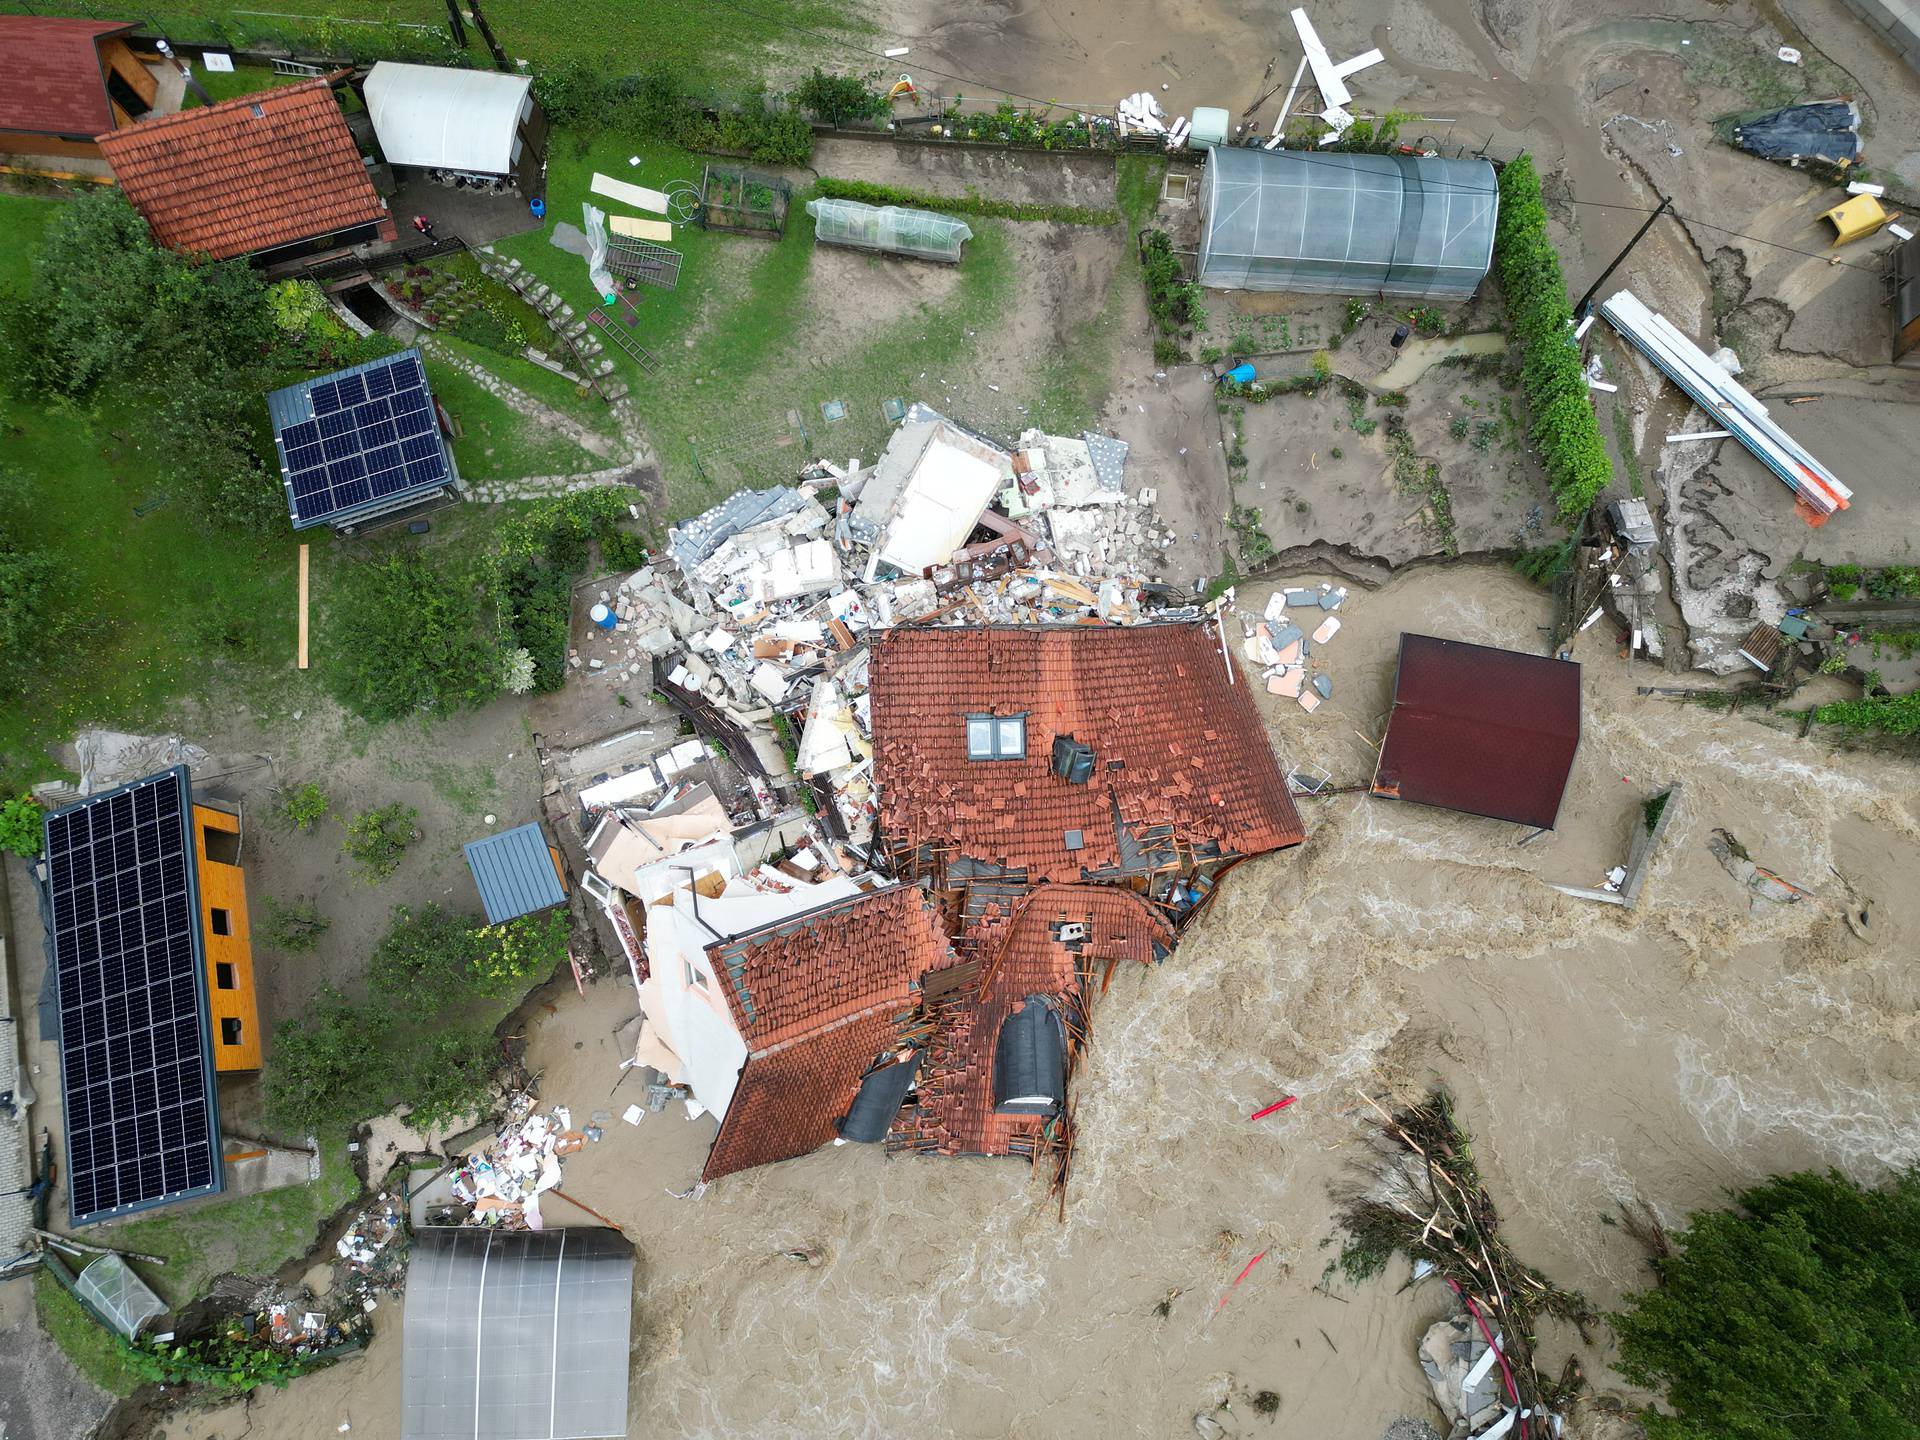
0,17,169,174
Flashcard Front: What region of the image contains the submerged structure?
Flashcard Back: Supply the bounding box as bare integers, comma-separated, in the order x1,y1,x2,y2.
1371,634,1580,830
1196,147,1497,298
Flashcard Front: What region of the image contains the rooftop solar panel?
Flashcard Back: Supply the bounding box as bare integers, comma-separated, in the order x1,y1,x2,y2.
44,767,222,1227
267,349,454,528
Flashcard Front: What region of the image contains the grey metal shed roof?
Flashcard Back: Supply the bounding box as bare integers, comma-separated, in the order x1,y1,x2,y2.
463,822,567,925
402,1226,633,1440
1198,148,1498,299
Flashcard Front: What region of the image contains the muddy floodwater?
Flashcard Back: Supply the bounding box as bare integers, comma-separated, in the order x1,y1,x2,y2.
164,565,1920,1440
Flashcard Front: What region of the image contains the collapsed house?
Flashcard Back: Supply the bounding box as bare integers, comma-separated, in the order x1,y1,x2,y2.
576,401,1306,1186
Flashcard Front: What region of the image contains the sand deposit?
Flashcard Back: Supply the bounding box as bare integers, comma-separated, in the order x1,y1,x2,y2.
158,563,1920,1440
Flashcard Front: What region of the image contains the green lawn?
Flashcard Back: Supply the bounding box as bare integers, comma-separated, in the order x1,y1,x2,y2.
0,392,307,781
0,193,61,289
34,1270,146,1396
494,134,1021,516
424,356,607,482
107,1140,363,1307
183,65,312,107
136,0,863,86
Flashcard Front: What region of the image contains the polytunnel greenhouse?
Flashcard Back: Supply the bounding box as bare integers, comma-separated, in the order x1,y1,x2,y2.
1196,148,1499,299
804,198,974,263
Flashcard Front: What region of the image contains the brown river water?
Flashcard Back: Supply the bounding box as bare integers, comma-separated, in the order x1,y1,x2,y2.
163,565,1920,1440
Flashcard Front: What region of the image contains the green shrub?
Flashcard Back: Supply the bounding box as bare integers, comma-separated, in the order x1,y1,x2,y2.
0,793,43,858
1613,1169,1920,1440
262,986,403,1133
1139,230,1204,340
1812,691,1920,736
404,1028,500,1133
1493,155,1614,520
1867,564,1920,600
794,69,889,125
342,803,418,882
282,781,329,832
472,910,572,996
812,176,1119,226
368,903,480,1006
326,549,500,723
601,529,650,570
259,896,328,953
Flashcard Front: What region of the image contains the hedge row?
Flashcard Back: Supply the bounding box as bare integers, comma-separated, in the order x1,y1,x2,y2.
533,63,813,167
813,177,1118,226
1493,155,1614,520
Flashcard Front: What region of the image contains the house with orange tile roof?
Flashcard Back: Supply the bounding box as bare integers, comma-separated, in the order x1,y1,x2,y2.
867,620,1305,896
97,75,394,265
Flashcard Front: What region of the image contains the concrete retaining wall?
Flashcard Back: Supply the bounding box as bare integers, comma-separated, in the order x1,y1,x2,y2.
1840,0,1920,70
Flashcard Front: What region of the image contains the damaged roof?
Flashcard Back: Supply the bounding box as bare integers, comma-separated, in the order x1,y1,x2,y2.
868,622,1304,881
702,885,955,1180
897,885,1172,1158
97,76,387,259
1371,633,1580,829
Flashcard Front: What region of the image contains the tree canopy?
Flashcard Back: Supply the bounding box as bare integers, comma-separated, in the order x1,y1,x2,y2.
1613,1169,1920,1440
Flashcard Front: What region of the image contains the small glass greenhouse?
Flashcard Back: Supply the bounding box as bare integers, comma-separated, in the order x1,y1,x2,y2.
74,1254,166,1339
1197,148,1498,299
804,198,974,263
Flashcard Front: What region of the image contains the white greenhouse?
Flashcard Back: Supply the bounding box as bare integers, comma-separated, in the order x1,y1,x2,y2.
1197,148,1499,300
804,198,973,263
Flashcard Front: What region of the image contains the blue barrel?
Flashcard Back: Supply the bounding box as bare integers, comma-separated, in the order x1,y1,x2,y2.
530,196,547,219
1222,362,1257,385
590,603,617,630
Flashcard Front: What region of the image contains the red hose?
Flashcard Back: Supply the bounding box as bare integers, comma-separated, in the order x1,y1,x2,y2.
1446,1276,1527,1440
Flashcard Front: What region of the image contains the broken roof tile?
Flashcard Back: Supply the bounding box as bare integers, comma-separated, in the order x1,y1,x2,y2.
869,623,1303,881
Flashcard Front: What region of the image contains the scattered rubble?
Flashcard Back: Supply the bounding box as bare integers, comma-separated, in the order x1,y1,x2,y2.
574,399,1206,855
445,1093,596,1230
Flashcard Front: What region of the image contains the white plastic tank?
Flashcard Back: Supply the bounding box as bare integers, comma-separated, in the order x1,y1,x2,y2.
1187,107,1230,150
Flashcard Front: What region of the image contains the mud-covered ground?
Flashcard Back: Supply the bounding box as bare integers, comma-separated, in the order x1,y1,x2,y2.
153,563,1920,1440
22,2,1920,1437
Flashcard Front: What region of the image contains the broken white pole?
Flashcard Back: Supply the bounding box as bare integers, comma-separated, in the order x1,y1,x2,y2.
1216,611,1236,685
1265,54,1310,147
884,45,910,57
1573,314,1595,341
1290,8,1382,109
1579,606,1606,632
1846,180,1884,197
1665,429,1732,443
1587,378,1619,393
1600,288,1851,517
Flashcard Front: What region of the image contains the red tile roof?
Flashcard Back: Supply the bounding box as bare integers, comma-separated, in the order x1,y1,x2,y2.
702,885,955,1181
1371,634,1581,829
868,623,1305,881
97,77,386,259
895,885,1171,1158
0,18,132,139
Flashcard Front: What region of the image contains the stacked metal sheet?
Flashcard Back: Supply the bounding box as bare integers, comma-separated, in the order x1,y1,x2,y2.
1599,289,1851,522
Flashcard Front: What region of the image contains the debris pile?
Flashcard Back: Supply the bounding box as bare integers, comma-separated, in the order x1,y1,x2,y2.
1233,584,1347,711
330,1194,407,1310
584,402,1202,847
448,1095,594,1229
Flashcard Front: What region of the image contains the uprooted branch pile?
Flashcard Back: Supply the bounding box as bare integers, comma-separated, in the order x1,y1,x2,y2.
1338,1090,1595,1426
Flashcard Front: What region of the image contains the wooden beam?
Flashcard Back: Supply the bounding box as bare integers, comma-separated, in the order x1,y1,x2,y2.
297,543,310,670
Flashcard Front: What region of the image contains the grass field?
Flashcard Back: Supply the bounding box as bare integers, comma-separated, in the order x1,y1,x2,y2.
143,0,863,87
424,357,607,482
34,1270,145,1397
493,135,1020,517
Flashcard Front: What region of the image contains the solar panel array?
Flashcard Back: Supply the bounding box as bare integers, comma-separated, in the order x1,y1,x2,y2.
276,351,449,526
45,769,221,1226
